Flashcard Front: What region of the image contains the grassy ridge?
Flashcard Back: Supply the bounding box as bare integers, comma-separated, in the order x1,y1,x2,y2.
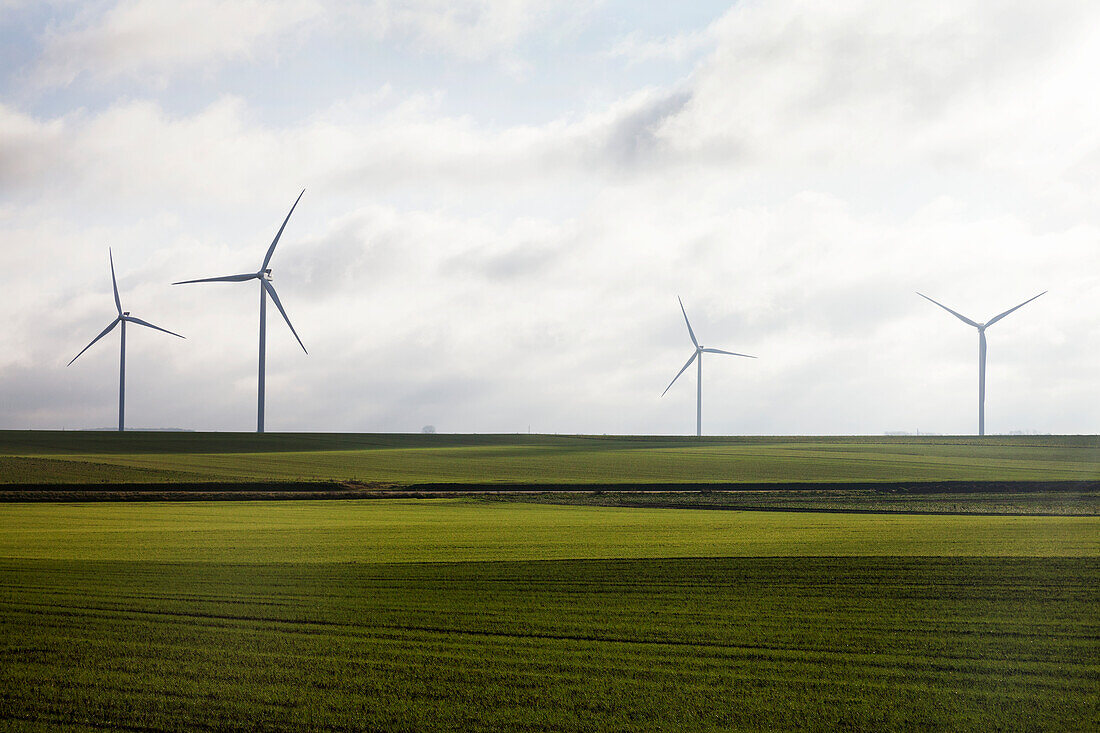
2,431,1098,485
4,431,1098,454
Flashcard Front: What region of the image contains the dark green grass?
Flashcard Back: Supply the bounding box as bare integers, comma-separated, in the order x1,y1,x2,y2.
2,557,1096,731
2,431,1098,485
1,501,1098,730
494,489,1100,515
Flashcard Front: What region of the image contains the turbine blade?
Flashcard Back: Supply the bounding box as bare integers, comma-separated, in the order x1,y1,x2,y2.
701,347,756,358
984,291,1047,328
677,296,698,347
263,280,307,354
125,315,185,339
109,248,121,315
916,292,980,328
67,317,120,366
661,351,698,397
172,273,257,285
261,189,305,270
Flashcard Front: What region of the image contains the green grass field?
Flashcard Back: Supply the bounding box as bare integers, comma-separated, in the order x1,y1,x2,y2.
2,500,1097,731
2,432,1097,729
1,500,1098,562
2,431,1098,485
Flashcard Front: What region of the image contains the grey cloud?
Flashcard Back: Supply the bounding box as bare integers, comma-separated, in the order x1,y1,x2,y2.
0,106,66,192
601,89,692,168
285,215,405,298
719,278,922,342
0,363,103,417
444,239,563,283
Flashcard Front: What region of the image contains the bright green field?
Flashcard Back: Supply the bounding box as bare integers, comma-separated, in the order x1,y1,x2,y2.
1,500,1097,562
1,500,1097,731
1,431,1098,484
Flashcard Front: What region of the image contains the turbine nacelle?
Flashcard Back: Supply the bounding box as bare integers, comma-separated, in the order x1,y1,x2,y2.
170,190,307,432
67,250,185,432
662,296,756,436
917,290,1046,436
917,291,1045,333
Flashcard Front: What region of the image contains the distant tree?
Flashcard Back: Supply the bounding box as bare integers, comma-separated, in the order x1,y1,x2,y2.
421,425,436,434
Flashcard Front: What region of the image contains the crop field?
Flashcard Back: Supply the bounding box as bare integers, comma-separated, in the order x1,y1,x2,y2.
1,431,1099,485
1,433,1097,729
1,500,1098,731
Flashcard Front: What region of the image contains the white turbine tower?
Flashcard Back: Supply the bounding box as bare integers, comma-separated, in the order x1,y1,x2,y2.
173,190,308,433
662,297,755,437
68,249,185,431
917,290,1046,436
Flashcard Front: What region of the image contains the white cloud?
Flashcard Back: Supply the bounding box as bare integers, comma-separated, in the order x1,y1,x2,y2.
607,29,714,65
0,84,695,209
664,0,1100,177
31,0,322,87
338,0,596,61
26,0,597,88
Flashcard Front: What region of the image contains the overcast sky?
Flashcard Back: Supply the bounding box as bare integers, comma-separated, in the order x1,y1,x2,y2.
1,0,1097,435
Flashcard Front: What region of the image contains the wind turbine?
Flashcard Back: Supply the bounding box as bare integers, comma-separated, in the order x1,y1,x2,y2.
68,249,185,431
662,297,755,437
917,290,1045,436
173,190,307,433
